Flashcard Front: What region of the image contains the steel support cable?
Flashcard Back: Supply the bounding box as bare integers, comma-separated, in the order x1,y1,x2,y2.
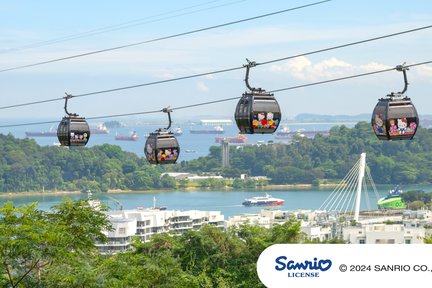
330,160,361,211
0,60,431,129
340,170,360,213
320,158,360,210
320,157,360,210
0,0,246,54
0,0,331,73
326,159,361,211
1,38,430,111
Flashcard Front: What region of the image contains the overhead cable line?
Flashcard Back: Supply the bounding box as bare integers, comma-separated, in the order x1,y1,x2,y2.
0,0,246,54
269,60,432,93
257,25,432,66
0,60,430,129
1,23,430,112
0,0,331,73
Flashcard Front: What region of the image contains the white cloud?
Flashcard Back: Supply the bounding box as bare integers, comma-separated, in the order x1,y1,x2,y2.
415,65,432,77
196,81,209,92
269,57,402,81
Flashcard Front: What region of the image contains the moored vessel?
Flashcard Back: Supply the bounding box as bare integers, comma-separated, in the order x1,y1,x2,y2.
215,134,247,144
190,125,224,134
377,185,406,209
91,123,110,134
115,131,139,141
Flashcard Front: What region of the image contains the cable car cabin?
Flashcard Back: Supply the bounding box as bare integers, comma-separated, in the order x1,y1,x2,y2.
57,116,91,146
145,130,179,164
371,98,419,141
235,92,281,134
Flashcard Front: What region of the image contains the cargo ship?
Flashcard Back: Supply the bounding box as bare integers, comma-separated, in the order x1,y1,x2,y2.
242,193,285,207
276,126,329,138
25,131,57,137
190,125,224,134
215,134,247,144
115,131,139,141
91,123,110,134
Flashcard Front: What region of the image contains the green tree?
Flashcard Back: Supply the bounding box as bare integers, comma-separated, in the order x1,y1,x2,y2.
0,200,111,287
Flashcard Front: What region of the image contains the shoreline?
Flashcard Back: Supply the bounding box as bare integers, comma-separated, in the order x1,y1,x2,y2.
0,183,340,198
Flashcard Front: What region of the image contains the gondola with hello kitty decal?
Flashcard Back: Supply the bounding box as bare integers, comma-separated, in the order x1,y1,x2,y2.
235,59,281,134
372,64,419,141
144,107,180,164
57,93,91,147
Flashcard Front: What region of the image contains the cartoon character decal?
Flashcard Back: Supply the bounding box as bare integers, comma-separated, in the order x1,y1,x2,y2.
70,131,89,143
146,143,155,162
373,113,386,135
397,118,407,134
386,117,417,136
389,118,397,135
157,148,179,162
253,112,280,130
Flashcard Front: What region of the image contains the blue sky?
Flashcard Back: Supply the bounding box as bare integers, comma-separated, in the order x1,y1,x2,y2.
0,0,431,124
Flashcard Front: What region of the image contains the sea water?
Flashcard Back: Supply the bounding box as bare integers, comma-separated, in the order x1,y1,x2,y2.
1,185,430,218
0,119,355,161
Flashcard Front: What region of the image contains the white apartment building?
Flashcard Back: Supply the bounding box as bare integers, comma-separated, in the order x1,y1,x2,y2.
97,208,225,254
343,223,426,244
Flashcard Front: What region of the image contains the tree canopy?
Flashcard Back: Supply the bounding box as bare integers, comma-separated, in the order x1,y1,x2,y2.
2,121,432,193
180,122,432,185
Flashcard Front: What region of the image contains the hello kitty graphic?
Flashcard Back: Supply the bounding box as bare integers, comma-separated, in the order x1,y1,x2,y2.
397,118,407,134
257,113,266,128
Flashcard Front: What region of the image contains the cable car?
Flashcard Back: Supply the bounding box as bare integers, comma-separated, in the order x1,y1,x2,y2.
57,94,90,147
371,65,419,140
145,108,180,164
235,59,281,134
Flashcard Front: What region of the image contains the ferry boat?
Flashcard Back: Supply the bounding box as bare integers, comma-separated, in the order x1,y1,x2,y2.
190,125,224,134
377,185,406,209
115,131,139,141
215,134,247,144
242,193,285,207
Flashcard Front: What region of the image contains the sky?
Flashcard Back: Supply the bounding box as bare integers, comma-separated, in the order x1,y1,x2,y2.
0,0,431,126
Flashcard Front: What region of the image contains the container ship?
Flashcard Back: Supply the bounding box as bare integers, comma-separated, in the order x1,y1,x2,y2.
190,125,224,134
91,124,110,134
242,193,285,207
215,134,247,144
25,131,57,137
115,131,139,141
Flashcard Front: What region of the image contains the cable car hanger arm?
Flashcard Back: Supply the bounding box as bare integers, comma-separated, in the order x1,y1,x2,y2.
244,58,264,92
396,64,409,95
163,107,173,130
64,93,78,117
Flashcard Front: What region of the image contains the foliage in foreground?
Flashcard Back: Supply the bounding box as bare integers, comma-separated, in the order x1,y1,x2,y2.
0,200,305,287
1,200,432,287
